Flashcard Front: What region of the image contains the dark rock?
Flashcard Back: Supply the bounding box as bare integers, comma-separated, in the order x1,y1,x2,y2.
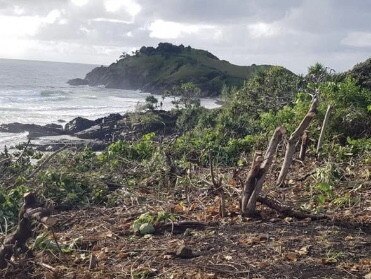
65,117,96,133
67,78,89,86
44,123,63,130
176,245,194,259
75,124,110,140
0,123,65,138
94,113,123,125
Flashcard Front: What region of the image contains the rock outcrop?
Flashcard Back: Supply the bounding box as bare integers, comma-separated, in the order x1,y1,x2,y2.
3,110,178,150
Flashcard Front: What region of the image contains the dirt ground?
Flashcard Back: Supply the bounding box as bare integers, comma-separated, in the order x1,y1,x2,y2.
1,158,370,279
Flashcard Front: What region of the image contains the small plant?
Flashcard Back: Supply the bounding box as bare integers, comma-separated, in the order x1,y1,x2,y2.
132,211,176,234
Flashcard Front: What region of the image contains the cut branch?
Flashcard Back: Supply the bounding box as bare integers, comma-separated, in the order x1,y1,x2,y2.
316,104,331,155
241,126,285,217
299,130,309,161
276,97,319,186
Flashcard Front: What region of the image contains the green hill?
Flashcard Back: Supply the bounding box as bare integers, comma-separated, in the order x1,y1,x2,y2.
68,43,275,96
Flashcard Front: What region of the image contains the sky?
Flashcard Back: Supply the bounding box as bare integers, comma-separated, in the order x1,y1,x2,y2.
0,0,370,74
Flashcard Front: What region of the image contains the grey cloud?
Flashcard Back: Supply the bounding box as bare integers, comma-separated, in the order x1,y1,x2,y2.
137,0,301,24
0,0,370,73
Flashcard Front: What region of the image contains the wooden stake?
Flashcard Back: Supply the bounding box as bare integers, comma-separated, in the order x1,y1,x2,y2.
316,104,332,155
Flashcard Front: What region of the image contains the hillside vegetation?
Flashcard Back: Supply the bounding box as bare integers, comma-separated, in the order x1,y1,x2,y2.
68,43,277,96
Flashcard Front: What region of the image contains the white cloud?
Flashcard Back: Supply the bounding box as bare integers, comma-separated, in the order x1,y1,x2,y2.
0,15,42,38
45,9,62,24
341,32,371,48
70,0,89,7
13,6,25,15
148,19,215,39
104,0,141,16
247,22,281,39
92,18,132,24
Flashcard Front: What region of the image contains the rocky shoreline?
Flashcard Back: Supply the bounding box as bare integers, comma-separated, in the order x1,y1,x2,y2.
0,110,178,151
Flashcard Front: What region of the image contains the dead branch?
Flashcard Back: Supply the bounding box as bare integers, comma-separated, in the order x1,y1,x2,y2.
209,156,226,217
0,193,55,269
241,127,285,217
258,194,371,232
155,221,208,234
15,139,31,165
27,145,67,180
257,194,327,220
295,170,316,182
316,104,332,155
276,97,318,186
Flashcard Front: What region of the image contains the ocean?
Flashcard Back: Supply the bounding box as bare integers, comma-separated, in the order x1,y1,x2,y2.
0,58,218,149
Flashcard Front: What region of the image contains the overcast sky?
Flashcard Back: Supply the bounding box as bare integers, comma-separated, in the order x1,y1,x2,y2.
0,0,370,74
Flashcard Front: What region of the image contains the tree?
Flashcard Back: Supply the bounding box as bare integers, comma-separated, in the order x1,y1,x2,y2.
171,82,201,109
144,95,159,111
119,52,129,60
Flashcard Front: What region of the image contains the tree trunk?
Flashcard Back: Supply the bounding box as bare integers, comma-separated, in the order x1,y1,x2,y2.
299,130,309,161
0,193,55,268
241,127,285,217
316,104,331,155
276,97,319,187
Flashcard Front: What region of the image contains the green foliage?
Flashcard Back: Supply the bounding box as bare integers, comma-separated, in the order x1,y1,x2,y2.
0,186,29,230
103,133,156,162
314,182,334,205
319,77,371,140
259,92,312,134
73,147,101,172
33,232,78,253
170,82,201,109
215,66,299,138
321,137,371,161
143,95,159,111
174,128,256,165
176,106,206,132
39,170,108,207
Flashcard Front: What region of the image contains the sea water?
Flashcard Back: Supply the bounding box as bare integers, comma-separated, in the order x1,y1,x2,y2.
0,58,218,149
